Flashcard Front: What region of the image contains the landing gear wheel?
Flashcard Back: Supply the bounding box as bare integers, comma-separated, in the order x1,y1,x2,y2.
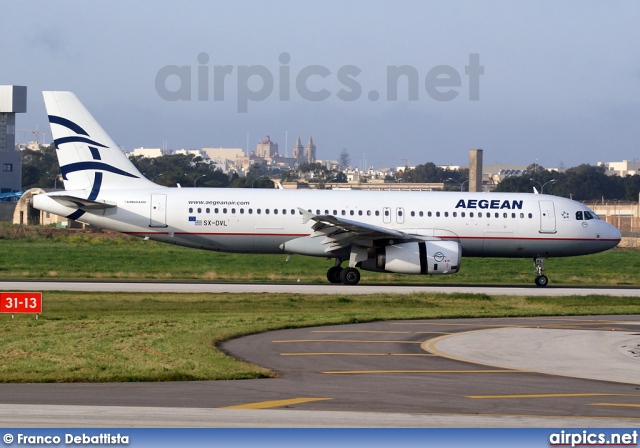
535,275,549,287
327,266,343,284
340,267,361,285
533,257,549,287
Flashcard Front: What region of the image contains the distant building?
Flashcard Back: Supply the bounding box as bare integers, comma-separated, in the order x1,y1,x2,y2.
304,136,316,164
202,147,244,164
256,135,278,159
292,137,304,164
468,149,483,192
0,85,26,193
290,136,317,165
174,149,204,157
598,160,640,177
130,147,172,158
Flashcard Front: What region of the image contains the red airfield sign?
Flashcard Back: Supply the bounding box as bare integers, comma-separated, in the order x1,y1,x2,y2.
1,292,43,314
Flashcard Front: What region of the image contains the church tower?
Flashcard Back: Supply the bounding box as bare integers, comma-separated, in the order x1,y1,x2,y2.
292,136,304,164
305,136,316,164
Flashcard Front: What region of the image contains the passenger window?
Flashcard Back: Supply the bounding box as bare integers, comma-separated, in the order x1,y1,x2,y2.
398,210,403,217
350,210,354,216
342,210,346,216
189,208,193,213
528,213,533,219
375,210,380,216
478,212,482,217
367,210,371,216
240,209,244,214
461,212,465,217
282,209,286,215
248,209,253,214
495,213,499,218
428,211,432,217
316,210,320,215
436,211,440,217
520,213,524,218
257,209,261,214
444,212,448,217
291,209,295,215
197,208,202,213
511,213,515,218
411,211,415,217
223,208,227,214
503,213,507,218
265,209,270,214
358,210,363,216
231,208,236,214
215,208,219,214
453,212,457,217
384,210,389,216
206,208,210,214
333,210,337,215
470,212,474,217
274,209,278,214
419,211,423,217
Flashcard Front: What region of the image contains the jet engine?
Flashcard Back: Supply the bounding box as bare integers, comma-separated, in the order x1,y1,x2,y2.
359,241,461,275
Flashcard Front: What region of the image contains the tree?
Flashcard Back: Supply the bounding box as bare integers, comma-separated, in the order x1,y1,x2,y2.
21,144,59,189
338,149,350,170
129,153,232,188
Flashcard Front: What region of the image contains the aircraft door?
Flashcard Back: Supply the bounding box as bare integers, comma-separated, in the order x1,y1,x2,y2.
396,207,405,224
383,207,391,224
538,200,556,233
150,194,167,227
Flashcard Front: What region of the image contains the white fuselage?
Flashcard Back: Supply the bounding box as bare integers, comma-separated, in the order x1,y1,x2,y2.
34,188,621,259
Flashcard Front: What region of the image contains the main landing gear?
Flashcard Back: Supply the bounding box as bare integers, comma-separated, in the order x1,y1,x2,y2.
534,257,549,287
326,259,361,285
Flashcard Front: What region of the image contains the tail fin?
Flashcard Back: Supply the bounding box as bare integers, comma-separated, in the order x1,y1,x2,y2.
43,91,155,192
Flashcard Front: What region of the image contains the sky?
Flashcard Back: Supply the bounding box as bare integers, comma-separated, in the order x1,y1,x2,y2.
2,1,640,169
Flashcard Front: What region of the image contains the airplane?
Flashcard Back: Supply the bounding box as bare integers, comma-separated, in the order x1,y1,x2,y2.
32,91,622,287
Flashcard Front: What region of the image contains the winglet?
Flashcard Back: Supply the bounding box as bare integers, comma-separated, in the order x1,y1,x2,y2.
533,187,540,194
297,207,315,224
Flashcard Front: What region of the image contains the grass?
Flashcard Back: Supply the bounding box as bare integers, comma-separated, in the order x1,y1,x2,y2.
1,224,640,383
0,224,639,285
1,291,640,383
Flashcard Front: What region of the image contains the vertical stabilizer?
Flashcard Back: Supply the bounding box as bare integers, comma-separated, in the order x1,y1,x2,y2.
43,91,155,193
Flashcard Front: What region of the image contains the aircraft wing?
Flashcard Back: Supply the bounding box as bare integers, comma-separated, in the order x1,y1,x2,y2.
298,207,412,252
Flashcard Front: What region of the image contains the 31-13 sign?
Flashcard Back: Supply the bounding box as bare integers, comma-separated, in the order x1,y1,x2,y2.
1,292,43,314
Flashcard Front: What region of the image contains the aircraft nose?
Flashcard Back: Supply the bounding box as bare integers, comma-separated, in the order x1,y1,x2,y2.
601,221,621,248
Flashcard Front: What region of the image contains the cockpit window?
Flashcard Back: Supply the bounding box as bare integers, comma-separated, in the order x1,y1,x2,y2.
576,211,583,220
584,211,598,220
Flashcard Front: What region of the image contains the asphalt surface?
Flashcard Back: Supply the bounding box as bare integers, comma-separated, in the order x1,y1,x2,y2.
2,280,640,296
1,314,639,427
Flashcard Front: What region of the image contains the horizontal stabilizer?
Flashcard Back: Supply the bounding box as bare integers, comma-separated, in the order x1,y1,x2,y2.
49,195,117,210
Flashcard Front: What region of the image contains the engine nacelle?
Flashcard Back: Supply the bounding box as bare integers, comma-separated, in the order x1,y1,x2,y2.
359,241,461,275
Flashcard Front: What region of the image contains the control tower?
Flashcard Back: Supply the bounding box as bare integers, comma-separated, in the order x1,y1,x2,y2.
0,85,27,193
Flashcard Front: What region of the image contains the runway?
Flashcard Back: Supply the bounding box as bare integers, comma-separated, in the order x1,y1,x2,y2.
1,313,639,427
2,280,640,296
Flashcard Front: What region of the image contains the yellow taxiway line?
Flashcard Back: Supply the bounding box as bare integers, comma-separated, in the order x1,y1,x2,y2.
223,397,333,409
467,393,640,399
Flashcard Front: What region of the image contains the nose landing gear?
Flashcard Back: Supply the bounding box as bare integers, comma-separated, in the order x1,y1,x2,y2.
534,257,549,287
